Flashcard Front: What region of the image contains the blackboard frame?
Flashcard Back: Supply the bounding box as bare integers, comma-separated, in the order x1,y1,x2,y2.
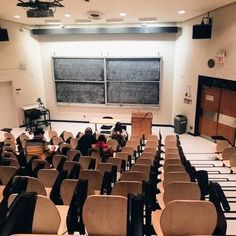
53,57,161,106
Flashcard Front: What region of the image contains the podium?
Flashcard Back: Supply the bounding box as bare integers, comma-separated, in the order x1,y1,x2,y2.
131,112,153,137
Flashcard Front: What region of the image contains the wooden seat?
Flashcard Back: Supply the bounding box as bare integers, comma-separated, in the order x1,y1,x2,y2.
126,140,139,150
130,164,150,180
0,166,17,185
115,152,129,161
38,169,59,188
120,171,145,182
52,136,64,145
79,156,95,169
70,138,79,150
52,154,68,169
107,139,119,152
154,200,217,236
96,163,113,175
216,140,231,153
59,143,71,153
107,157,123,172
60,179,78,205
4,139,17,151
222,147,236,166
83,195,127,236
2,157,20,168
157,181,201,209
48,130,58,141
158,171,190,192
32,159,50,170
230,153,236,173
164,135,176,143
8,194,62,234
2,151,17,159
165,140,177,149
142,147,156,154
164,164,185,176
63,131,74,142
145,140,158,149
136,158,153,166
67,149,81,161
163,158,181,166
146,134,159,142
63,161,80,174
111,181,142,197
79,170,103,195
140,152,156,160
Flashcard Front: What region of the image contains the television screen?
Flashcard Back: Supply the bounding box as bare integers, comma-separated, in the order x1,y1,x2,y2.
0,28,9,41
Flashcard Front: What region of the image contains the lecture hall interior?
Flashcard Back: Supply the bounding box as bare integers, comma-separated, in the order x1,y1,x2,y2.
0,0,236,235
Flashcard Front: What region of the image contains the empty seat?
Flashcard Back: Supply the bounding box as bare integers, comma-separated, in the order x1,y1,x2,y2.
120,171,145,182
38,169,59,188
111,181,142,197
130,164,150,180
0,166,17,185
154,200,217,236
83,195,127,236
60,179,78,205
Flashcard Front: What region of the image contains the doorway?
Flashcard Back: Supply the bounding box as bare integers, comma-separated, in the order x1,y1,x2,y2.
0,81,18,128
195,76,236,145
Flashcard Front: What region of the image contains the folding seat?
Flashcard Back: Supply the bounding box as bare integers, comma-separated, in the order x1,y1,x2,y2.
111,181,142,197
79,170,103,195
120,171,145,182
157,181,201,209
221,147,236,166
153,200,217,236
130,164,150,181
83,195,127,236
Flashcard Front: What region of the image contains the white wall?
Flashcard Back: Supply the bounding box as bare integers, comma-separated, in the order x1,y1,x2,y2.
0,19,45,126
173,3,236,132
39,34,177,124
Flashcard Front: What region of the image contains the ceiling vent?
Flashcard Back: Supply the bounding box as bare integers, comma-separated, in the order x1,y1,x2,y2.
138,17,157,22
75,19,92,24
87,11,103,20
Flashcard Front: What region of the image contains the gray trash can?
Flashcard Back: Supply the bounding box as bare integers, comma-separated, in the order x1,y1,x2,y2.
174,115,187,134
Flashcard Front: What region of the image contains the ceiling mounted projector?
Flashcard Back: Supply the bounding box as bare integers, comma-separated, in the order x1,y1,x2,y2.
17,0,64,18
192,16,212,39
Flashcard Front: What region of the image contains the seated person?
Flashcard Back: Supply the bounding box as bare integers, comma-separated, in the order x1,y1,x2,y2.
93,134,113,158
25,127,56,161
111,122,128,147
76,127,97,156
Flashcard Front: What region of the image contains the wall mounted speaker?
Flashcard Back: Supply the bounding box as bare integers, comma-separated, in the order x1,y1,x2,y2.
192,23,212,39
0,28,9,41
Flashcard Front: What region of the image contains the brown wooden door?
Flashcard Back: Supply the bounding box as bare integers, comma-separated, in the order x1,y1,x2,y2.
199,86,221,137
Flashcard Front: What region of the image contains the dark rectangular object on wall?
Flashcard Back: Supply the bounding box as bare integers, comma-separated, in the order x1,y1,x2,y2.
192,24,212,39
0,28,9,41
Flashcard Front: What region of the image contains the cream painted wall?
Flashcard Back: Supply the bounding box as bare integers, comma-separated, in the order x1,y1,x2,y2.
173,3,236,132
38,34,177,124
0,19,45,126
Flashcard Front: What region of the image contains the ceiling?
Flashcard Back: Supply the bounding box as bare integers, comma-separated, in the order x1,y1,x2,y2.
0,0,235,26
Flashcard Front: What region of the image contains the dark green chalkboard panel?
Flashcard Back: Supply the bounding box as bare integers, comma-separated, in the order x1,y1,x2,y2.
107,82,159,104
106,58,160,82
56,82,105,104
53,58,104,81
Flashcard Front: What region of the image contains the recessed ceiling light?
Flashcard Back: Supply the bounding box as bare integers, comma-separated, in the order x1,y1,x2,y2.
64,13,71,18
119,13,127,17
178,10,186,14
14,15,21,18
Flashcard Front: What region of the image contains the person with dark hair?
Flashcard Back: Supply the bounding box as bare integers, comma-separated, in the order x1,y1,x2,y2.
76,127,97,156
93,134,113,158
111,122,128,147
25,127,56,161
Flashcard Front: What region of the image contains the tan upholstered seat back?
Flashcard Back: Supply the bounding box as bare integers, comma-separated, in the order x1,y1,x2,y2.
107,157,122,172
107,139,119,151
140,152,155,160
83,195,127,236
164,164,185,176
142,147,156,154
145,140,158,148
163,181,201,206
115,152,129,160
79,156,94,169
70,138,79,150
67,149,81,161
26,177,47,196
52,154,68,169
164,158,181,166
160,200,217,235
164,153,180,160
32,159,50,170
111,181,142,197
165,148,179,155
48,130,58,140
121,146,134,156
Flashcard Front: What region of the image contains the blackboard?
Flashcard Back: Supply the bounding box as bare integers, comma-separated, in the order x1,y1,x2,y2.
53,57,160,105
107,82,159,104
53,58,104,81
106,58,160,82
56,82,105,104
